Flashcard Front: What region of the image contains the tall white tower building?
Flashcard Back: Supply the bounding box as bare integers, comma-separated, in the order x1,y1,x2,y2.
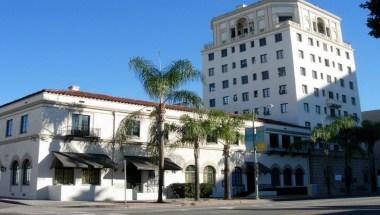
202,0,361,128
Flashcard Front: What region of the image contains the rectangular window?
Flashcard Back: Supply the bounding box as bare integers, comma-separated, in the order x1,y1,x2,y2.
281,103,288,113
221,64,228,73
252,73,257,81
302,85,308,94
223,96,229,105
323,43,328,51
242,92,249,102
346,51,350,59
270,134,279,148
260,54,267,63
304,103,310,113
263,88,270,98
297,33,302,42
351,97,356,106
305,121,311,128
300,67,306,76
325,59,330,67
82,168,100,185
298,50,304,59
279,85,287,95
251,57,256,64
329,91,334,99
253,90,258,98
232,62,236,69
310,54,316,63
71,114,90,136
6,119,13,137
250,40,255,48
240,59,247,68
342,94,347,103
263,107,271,115
20,115,28,134
222,80,229,89
349,81,354,90
209,83,215,92
241,75,248,84
54,168,74,185
340,79,345,87
275,33,282,42
262,71,269,80
233,78,237,85
231,46,235,53
208,68,214,77
276,50,284,59
233,94,238,102
209,99,215,107
316,105,321,114
259,37,266,46
348,66,352,74
239,43,246,52
312,70,318,79
338,63,343,71
221,49,227,57
336,48,341,56
126,120,140,137
278,67,286,77
320,72,324,80
322,90,326,97
327,75,332,83
314,88,319,97
308,37,314,46
279,16,292,22
282,135,291,149
208,53,214,61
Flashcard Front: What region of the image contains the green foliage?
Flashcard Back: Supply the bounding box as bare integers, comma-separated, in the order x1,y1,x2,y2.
361,0,380,38
169,183,214,198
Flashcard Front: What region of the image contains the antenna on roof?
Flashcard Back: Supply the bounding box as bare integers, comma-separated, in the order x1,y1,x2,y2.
158,51,162,72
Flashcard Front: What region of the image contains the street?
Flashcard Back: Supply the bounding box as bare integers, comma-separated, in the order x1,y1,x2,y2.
0,196,380,215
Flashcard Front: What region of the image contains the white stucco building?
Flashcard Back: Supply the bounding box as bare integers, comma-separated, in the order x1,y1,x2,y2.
0,87,311,201
202,0,361,128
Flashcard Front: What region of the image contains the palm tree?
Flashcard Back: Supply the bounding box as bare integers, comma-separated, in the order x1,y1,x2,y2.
311,125,334,195
128,57,202,202
208,110,244,200
330,117,358,195
176,110,211,200
357,120,380,193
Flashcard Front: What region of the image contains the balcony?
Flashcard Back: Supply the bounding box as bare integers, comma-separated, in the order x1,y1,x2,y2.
326,98,343,109
58,126,101,141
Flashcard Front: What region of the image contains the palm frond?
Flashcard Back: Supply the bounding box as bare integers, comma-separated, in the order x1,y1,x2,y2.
115,111,144,148
163,60,201,90
166,90,203,108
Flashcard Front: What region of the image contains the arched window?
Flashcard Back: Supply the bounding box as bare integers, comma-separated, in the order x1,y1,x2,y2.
317,18,326,34
203,166,216,185
185,165,195,183
232,167,242,186
22,159,31,185
283,167,293,186
271,167,280,187
295,168,304,186
11,161,19,185
237,18,248,36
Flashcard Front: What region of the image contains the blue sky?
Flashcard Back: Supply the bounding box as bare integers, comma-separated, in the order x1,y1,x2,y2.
0,0,378,111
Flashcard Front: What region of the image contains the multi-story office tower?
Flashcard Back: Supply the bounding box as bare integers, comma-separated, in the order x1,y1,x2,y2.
202,0,361,128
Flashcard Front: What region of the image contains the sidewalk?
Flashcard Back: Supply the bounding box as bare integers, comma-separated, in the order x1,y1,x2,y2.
0,198,271,209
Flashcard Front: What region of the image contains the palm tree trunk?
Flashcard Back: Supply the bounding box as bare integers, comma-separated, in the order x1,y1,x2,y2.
157,102,166,203
344,145,352,195
324,149,331,195
368,142,377,193
194,141,200,201
223,144,230,200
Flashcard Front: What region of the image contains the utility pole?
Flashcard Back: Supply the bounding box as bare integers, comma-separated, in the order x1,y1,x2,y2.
252,112,259,200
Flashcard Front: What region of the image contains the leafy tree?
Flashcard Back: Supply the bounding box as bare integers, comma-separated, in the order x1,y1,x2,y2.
208,110,244,200
357,120,380,192
361,0,380,38
175,110,211,201
123,57,202,202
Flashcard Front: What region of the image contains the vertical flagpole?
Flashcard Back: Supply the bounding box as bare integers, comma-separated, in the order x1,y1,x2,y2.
253,113,260,200
124,159,127,204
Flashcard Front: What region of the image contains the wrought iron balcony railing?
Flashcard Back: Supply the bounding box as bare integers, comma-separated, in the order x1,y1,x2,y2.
58,126,101,139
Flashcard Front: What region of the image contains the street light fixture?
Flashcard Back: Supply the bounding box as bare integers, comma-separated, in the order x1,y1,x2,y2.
252,104,274,200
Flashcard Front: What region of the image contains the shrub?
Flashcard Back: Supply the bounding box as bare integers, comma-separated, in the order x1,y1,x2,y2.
168,183,214,198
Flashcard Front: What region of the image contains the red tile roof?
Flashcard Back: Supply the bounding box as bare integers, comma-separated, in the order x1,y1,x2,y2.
0,89,309,129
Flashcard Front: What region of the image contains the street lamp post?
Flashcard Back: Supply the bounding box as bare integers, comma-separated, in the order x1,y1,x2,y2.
252,104,274,200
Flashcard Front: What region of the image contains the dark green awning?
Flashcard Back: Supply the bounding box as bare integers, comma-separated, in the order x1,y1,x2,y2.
51,152,115,169
125,156,182,171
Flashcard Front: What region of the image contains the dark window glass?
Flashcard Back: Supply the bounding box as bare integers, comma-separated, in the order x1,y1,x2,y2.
259,38,266,46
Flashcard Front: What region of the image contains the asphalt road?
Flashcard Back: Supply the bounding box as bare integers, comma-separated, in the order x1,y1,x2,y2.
1,196,380,215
